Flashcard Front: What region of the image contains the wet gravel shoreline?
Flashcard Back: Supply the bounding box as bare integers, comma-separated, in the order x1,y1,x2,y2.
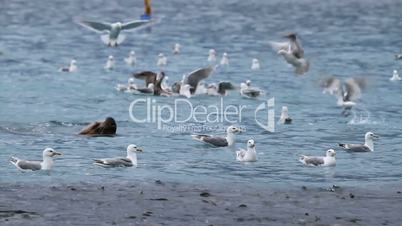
1,181,402,225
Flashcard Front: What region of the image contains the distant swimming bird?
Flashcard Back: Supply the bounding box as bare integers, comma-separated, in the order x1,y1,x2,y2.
240,80,262,98
173,43,181,54
279,106,292,124
269,33,309,75
206,82,235,96
79,117,117,136
208,49,216,63
157,53,167,67
124,51,136,66
251,58,260,70
220,52,229,66
104,55,115,70
236,139,257,162
10,148,62,171
319,76,367,116
191,125,243,147
132,71,170,96
77,19,152,47
94,144,143,168
116,78,138,92
339,132,379,152
395,54,402,60
390,70,401,81
299,149,336,167
59,59,77,72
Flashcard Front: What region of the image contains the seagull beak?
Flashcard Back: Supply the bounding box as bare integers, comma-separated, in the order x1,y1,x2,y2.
52,152,63,156
373,134,379,139
237,128,245,133
250,144,256,148
137,148,143,152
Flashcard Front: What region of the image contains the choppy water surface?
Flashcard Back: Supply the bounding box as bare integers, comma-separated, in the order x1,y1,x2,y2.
1,0,402,187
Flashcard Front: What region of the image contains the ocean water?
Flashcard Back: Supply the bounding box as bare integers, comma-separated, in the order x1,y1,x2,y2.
1,0,402,187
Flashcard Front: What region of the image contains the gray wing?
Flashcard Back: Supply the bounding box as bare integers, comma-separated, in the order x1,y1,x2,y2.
121,20,151,30
184,66,214,94
344,144,371,152
304,156,324,166
319,76,341,94
218,82,235,95
290,39,304,59
133,71,157,86
94,157,133,167
343,78,364,102
268,41,289,52
78,20,112,33
17,160,42,171
201,136,228,147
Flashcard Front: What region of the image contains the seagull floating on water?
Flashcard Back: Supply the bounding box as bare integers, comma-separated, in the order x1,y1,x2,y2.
59,59,77,72
116,78,138,92
395,54,402,60
191,125,243,147
251,58,260,70
240,80,262,98
220,52,229,66
208,49,216,63
124,51,136,66
236,139,257,162
133,71,169,96
299,149,336,167
77,19,152,47
94,144,143,167
339,132,379,152
10,148,62,171
269,33,309,75
279,106,292,124
390,70,401,81
173,43,181,54
104,55,115,70
157,53,167,67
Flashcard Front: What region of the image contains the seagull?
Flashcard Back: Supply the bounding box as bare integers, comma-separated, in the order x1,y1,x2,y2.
236,139,257,162
319,76,367,116
240,80,262,98
206,82,235,96
395,54,402,60
157,53,167,67
191,125,243,147
116,78,138,92
251,58,260,70
10,148,62,171
124,51,136,66
269,33,309,75
181,66,215,95
59,59,77,72
104,55,115,70
173,43,181,54
220,52,229,65
279,106,292,124
299,149,336,167
132,71,170,96
390,70,401,81
77,19,152,47
208,49,216,63
94,144,143,167
339,132,379,152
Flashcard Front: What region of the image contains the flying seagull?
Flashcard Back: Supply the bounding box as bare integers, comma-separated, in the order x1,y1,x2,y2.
77,19,152,47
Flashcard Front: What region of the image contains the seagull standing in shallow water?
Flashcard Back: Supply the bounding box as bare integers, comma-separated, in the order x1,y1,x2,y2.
94,144,143,167
77,19,152,47
236,139,257,162
339,132,379,152
104,55,115,70
299,149,336,167
10,148,62,171
124,51,136,66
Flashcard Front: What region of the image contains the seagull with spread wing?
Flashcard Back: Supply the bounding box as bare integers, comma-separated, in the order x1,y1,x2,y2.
77,19,152,47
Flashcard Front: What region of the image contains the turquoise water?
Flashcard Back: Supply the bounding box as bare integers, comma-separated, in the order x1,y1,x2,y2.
1,0,402,186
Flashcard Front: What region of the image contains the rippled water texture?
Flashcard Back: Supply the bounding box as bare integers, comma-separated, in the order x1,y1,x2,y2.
1,0,402,187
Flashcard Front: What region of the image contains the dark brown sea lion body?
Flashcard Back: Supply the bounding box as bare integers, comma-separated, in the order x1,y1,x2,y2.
79,117,117,135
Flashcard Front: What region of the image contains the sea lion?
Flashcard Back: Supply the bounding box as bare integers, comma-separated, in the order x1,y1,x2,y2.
79,117,117,136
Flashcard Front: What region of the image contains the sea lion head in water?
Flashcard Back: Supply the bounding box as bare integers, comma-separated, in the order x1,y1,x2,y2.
79,117,117,136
